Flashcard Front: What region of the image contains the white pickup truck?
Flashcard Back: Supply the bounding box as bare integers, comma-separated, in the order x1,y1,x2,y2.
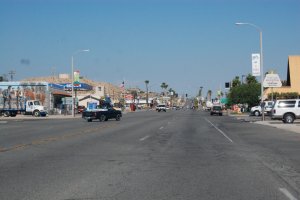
250,101,274,116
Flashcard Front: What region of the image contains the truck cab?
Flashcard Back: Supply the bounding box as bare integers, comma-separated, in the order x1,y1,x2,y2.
25,100,48,117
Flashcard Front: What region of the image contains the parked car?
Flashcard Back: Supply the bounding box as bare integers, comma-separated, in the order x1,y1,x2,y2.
250,101,274,116
271,99,300,123
77,106,86,113
210,105,223,116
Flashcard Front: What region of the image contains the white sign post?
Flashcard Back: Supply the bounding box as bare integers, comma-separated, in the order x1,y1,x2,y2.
252,54,261,76
263,74,282,88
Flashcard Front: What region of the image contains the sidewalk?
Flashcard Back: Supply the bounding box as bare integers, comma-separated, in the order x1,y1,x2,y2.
254,120,300,134
229,112,300,134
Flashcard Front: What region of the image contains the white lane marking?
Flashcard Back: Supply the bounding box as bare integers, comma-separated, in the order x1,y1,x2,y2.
139,135,150,141
159,126,164,130
0,121,8,124
205,118,234,143
279,188,298,200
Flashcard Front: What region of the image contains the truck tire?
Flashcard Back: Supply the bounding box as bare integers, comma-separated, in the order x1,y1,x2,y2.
99,114,106,122
4,111,10,117
116,114,121,121
283,113,295,124
254,110,260,116
33,110,40,117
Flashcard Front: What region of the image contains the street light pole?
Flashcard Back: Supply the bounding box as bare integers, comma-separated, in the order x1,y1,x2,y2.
71,49,90,117
235,22,264,121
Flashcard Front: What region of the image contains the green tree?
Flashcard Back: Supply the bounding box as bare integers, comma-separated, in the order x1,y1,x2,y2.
227,83,260,108
245,74,258,84
232,76,241,87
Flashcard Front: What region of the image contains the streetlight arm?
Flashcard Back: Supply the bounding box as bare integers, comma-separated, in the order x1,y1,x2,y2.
235,22,262,32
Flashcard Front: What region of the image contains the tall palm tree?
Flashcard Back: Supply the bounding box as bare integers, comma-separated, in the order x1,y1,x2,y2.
160,82,168,96
145,80,149,107
160,82,168,104
207,90,212,101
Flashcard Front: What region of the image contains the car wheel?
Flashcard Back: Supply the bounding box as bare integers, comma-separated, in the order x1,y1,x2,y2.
116,114,121,121
284,113,295,124
254,110,260,116
33,110,40,117
87,119,92,122
99,115,106,122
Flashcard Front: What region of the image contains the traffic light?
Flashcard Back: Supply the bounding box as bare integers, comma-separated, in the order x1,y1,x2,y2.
185,93,188,97
225,82,230,89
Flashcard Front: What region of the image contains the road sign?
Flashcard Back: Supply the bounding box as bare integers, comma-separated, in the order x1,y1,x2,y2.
263,74,282,88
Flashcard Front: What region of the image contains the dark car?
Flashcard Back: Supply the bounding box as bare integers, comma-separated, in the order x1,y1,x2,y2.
210,105,223,116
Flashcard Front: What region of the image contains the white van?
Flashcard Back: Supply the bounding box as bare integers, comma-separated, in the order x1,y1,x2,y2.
271,99,300,123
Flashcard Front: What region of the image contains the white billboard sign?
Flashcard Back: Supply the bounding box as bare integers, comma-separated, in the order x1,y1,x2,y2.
252,54,260,76
263,74,282,88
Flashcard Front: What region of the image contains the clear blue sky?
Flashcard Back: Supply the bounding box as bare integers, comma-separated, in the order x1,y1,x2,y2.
1,0,299,97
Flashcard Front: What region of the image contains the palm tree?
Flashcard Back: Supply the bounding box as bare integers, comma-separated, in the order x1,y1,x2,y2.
207,90,212,101
160,82,168,96
145,80,149,107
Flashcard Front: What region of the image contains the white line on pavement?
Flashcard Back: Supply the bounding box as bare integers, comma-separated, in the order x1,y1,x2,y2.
0,121,8,124
139,135,150,141
159,126,164,130
205,118,234,143
279,188,298,200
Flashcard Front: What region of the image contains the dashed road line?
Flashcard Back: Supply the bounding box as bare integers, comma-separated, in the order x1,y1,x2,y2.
279,188,298,200
139,135,150,141
205,118,234,143
159,126,164,130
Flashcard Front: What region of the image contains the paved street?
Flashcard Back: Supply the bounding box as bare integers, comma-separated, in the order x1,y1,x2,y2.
1,110,300,200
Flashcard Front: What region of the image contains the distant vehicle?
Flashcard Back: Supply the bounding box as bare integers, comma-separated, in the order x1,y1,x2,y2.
250,101,274,116
156,104,166,112
271,99,300,123
82,103,122,122
172,105,180,110
210,105,223,116
77,106,86,114
205,101,213,111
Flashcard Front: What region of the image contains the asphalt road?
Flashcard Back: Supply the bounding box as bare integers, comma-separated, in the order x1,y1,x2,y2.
1,110,300,200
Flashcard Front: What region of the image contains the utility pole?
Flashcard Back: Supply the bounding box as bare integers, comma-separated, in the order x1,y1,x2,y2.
8,70,16,81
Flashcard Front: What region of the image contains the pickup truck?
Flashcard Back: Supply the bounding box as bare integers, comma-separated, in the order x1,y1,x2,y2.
250,101,274,116
82,103,122,122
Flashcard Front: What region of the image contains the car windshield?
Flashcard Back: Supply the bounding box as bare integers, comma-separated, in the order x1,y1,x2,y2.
213,106,222,110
